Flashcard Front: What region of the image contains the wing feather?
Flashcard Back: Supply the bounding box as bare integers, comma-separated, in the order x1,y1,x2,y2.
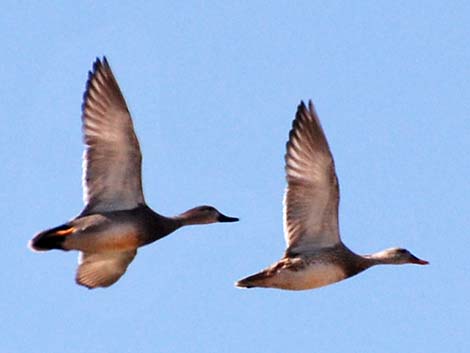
76,250,137,289
283,101,341,253
81,57,145,214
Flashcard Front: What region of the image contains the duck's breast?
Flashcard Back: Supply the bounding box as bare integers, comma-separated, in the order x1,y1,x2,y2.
272,262,346,290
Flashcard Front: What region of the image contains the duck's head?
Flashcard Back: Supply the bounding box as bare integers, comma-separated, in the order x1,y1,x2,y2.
369,247,429,265
178,205,239,225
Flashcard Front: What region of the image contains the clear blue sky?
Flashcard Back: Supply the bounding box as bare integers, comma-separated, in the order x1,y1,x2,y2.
2,1,469,352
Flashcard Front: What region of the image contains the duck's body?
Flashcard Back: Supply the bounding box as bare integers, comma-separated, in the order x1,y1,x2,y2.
30,57,238,289
238,244,371,291
236,101,427,291
33,205,178,253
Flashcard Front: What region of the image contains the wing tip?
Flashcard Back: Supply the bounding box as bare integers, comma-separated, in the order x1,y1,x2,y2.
81,55,114,116
295,99,318,122
91,55,109,72
284,99,318,164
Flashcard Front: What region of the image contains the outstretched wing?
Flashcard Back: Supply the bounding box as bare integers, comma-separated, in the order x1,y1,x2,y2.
283,101,341,254
76,250,137,289
81,57,145,215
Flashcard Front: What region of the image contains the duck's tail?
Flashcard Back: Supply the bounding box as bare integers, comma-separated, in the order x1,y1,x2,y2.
235,270,270,289
29,224,74,251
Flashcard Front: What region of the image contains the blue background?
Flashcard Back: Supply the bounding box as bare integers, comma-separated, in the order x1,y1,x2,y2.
2,1,469,352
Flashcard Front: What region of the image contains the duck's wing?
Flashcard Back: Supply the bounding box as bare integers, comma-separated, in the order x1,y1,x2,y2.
80,57,145,215
76,250,137,289
283,101,341,254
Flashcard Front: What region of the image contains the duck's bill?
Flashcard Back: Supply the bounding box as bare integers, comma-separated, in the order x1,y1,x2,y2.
218,214,239,222
410,255,429,265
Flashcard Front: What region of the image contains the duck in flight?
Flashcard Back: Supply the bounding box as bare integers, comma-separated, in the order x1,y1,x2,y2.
236,101,427,291
29,57,238,289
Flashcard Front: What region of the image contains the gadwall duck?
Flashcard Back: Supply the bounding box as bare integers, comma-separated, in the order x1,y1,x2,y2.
30,57,238,289
236,101,427,291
